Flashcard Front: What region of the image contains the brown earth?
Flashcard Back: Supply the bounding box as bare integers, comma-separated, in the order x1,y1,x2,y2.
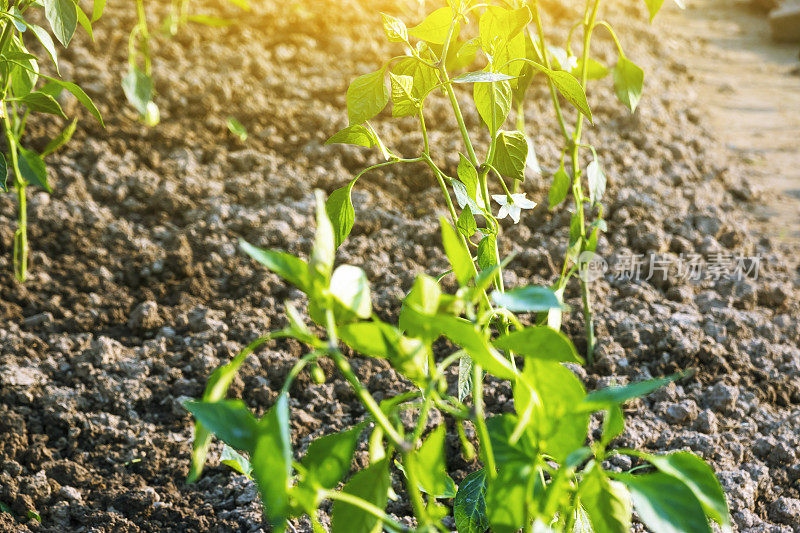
0,0,798,531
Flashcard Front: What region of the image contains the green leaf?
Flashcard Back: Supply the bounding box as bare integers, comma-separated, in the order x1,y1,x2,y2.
122,65,153,116
18,147,50,193
547,69,593,123
581,373,683,411
587,157,606,205
613,55,644,112
330,264,372,319
220,444,253,478
476,234,497,272
30,25,59,74
454,469,489,533
226,116,247,141
549,163,570,208
42,118,77,157
381,13,408,42
642,452,731,532
491,130,527,180
183,399,259,451
302,426,362,490
326,124,377,149
491,286,563,312
346,68,389,125
19,91,66,118
581,467,632,533
251,394,293,527
389,72,419,117
473,79,511,136
485,464,529,532
48,79,103,126
429,314,516,380
478,6,531,54
621,472,712,533
391,57,439,99
457,352,472,401
408,7,456,45
326,181,356,248
92,0,107,21
76,5,93,40
644,0,666,22
43,0,78,47
515,360,588,462
601,404,625,449
0,153,7,192
338,320,427,383
453,71,516,84
407,426,456,498
310,190,335,283
240,239,309,292
331,459,391,533
456,205,477,238
440,216,473,286
456,153,481,207
403,273,441,317
186,15,234,26
493,326,583,364
572,57,609,79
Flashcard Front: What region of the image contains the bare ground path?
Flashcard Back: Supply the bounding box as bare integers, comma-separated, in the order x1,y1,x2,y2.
661,0,800,246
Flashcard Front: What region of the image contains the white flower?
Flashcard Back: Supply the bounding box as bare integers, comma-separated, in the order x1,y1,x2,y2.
565,55,579,70
491,193,537,224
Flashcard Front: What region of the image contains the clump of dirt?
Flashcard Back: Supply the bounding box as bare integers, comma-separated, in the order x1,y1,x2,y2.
0,0,798,531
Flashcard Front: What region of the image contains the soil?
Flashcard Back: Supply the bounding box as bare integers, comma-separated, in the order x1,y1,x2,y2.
0,0,798,532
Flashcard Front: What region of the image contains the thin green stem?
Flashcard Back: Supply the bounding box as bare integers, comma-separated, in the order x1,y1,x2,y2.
325,311,408,450
472,364,497,478
531,1,571,143
322,490,410,533
4,101,27,282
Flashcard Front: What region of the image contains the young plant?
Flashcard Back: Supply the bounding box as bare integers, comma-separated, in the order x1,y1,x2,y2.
123,0,249,125
186,192,730,532
0,0,105,282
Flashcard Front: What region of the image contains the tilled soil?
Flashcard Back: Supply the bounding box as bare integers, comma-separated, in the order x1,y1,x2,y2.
0,0,798,531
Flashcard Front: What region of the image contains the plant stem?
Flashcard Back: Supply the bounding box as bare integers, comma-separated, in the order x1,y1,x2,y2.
323,490,409,533
3,100,26,282
570,0,602,362
472,364,497,479
325,310,408,450
531,1,571,144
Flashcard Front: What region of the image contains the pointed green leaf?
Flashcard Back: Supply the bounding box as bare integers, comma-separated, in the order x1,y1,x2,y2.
43,0,78,47
473,79,511,136
491,130,528,180
251,394,292,527
581,467,632,533
389,72,418,117
310,190,335,282
326,181,356,248
29,25,59,74
331,459,391,533
18,147,50,193
42,118,77,157
455,469,488,533
581,373,683,411
381,13,408,42
453,71,516,84
240,239,309,292
19,91,66,118
478,6,531,54
346,68,389,125
491,286,563,312
330,264,372,319
408,7,456,45
220,444,253,478
642,452,731,532
183,399,259,452
621,472,712,533
325,124,377,148
407,426,456,498
302,426,363,490
493,326,583,364
644,0,666,22
456,205,477,237
440,216,473,286
549,163,570,208
613,55,644,112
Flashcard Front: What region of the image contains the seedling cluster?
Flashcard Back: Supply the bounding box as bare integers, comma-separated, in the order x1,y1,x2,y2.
185,1,732,532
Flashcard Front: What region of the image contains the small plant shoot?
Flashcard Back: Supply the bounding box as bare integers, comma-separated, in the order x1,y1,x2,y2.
0,0,104,281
